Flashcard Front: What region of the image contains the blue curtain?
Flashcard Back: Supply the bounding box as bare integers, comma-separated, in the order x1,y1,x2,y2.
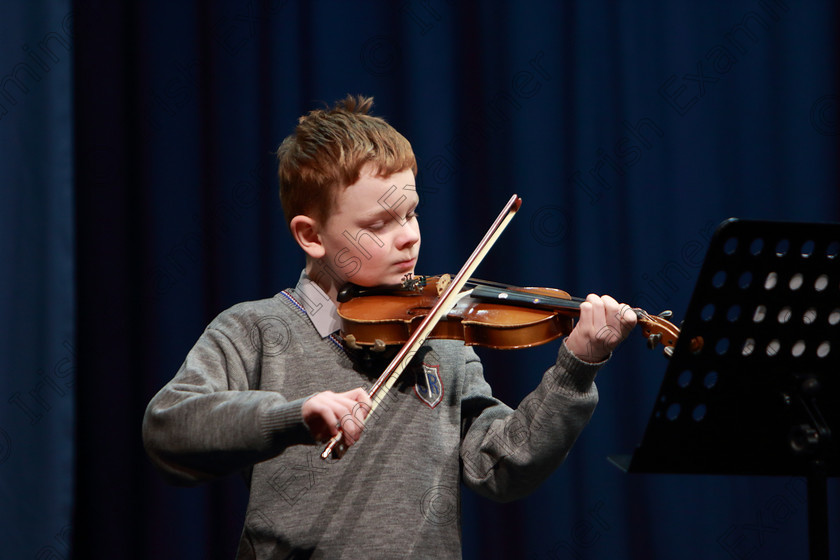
69,0,840,559
0,1,75,559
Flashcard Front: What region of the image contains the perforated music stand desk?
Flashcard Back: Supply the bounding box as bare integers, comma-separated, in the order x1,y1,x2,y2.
610,219,839,560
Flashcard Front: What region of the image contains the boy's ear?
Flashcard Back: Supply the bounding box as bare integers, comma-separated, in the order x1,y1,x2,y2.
289,215,326,259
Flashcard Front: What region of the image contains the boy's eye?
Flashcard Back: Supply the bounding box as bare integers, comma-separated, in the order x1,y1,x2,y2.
366,211,417,230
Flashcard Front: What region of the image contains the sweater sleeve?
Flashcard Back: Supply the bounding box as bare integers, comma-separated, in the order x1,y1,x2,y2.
142,315,313,485
459,339,602,502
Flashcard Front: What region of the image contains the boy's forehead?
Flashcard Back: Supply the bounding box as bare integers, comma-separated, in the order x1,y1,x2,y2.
339,168,418,214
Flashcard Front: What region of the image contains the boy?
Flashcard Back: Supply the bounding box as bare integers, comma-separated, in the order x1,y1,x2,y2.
143,95,637,558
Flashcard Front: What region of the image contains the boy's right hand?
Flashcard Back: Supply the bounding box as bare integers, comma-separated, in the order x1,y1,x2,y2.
301,388,372,449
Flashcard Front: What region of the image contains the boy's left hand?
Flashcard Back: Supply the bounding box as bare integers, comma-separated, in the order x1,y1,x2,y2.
564,294,637,363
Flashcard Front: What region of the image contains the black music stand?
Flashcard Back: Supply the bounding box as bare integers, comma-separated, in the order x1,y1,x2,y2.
611,218,839,560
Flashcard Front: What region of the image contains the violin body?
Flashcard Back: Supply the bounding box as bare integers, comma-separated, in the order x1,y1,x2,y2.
338,276,577,350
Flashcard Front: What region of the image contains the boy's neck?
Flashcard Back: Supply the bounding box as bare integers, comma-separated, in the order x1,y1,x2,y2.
304,258,342,307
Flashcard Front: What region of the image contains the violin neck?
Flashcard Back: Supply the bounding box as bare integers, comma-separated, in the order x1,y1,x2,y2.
469,283,584,313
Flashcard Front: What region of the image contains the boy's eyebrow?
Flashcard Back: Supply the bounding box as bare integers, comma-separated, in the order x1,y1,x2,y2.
360,207,392,221
365,191,419,217
361,205,411,222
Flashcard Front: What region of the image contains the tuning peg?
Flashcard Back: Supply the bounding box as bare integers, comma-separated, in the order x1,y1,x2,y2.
647,333,662,350
663,346,674,358
658,310,673,319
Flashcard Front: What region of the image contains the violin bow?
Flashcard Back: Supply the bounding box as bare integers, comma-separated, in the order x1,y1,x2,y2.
321,194,522,460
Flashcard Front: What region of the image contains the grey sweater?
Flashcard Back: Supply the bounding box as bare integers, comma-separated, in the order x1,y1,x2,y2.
142,280,603,559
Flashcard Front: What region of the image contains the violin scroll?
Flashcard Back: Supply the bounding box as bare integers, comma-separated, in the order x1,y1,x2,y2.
635,308,703,358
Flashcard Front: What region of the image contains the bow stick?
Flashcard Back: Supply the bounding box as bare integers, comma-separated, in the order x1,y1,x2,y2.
321,194,522,460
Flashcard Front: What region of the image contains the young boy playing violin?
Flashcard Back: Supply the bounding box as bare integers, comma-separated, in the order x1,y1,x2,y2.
143,95,637,559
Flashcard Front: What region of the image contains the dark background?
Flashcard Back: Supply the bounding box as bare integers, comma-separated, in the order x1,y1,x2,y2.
2,0,839,559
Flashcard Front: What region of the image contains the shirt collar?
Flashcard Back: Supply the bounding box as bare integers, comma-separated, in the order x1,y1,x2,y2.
294,270,342,338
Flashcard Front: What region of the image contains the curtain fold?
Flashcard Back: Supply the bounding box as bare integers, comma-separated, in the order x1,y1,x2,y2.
0,2,75,558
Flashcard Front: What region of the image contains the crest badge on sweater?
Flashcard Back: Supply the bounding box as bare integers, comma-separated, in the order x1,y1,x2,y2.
415,363,443,408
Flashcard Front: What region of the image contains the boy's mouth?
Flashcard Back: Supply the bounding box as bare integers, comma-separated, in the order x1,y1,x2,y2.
394,257,417,272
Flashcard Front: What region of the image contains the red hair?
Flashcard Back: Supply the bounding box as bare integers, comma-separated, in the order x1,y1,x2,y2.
276,95,417,227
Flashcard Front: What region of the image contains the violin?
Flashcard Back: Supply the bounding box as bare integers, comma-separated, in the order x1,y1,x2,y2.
337,274,702,357
320,194,699,461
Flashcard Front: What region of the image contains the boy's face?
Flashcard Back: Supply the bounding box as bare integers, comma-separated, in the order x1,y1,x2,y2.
317,166,420,288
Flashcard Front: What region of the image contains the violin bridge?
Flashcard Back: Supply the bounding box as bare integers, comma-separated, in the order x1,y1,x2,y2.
436,274,451,296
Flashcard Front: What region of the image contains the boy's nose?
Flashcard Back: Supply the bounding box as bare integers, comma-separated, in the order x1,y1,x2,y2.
396,222,420,249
